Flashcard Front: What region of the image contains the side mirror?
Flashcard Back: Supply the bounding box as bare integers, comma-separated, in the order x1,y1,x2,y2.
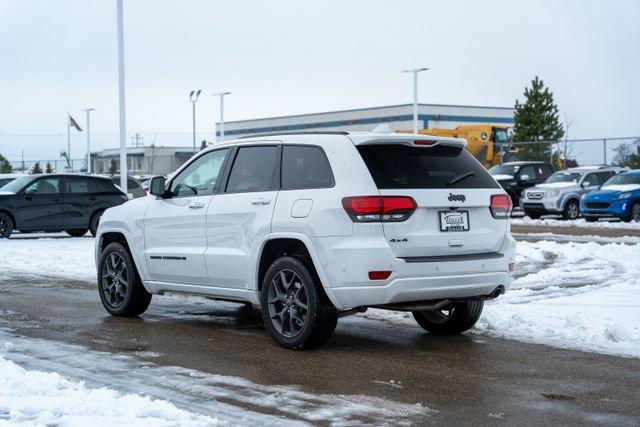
149,176,168,197
519,174,530,182
582,181,591,188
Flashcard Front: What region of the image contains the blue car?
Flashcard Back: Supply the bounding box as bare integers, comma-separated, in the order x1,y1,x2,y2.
581,170,640,222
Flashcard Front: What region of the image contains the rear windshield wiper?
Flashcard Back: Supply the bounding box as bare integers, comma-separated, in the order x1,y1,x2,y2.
447,171,475,187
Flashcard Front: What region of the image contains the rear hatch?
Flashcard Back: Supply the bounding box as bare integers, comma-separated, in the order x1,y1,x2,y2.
354,137,508,258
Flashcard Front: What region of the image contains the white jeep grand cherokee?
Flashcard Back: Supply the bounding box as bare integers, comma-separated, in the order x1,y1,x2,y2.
95,131,515,349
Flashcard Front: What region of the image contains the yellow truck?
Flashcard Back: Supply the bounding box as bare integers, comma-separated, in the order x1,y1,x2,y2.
398,124,511,169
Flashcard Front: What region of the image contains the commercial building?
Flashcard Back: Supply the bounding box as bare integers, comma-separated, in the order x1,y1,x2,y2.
90,146,196,176
216,103,514,139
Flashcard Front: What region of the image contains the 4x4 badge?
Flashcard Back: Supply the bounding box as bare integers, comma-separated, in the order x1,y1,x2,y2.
448,193,466,202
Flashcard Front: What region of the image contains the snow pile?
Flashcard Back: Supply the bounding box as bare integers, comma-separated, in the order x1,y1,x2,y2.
0,353,219,426
0,237,95,281
511,216,640,230
475,240,640,358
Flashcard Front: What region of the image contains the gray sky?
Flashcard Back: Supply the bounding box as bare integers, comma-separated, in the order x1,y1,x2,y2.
1,0,639,162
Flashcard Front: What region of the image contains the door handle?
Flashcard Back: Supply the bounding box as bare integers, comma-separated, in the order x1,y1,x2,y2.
189,201,205,209
251,198,271,206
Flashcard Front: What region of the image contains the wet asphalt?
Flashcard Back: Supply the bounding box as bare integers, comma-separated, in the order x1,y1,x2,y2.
0,271,639,425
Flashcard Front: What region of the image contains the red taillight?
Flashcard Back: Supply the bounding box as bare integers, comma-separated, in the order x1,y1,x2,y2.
342,196,417,222
368,270,392,280
490,194,513,219
414,140,437,146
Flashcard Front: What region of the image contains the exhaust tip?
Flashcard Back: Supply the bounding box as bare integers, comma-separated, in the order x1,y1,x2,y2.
490,286,505,299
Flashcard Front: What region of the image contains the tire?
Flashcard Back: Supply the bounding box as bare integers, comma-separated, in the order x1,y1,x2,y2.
89,210,104,237
562,199,580,220
624,202,640,223
66,228,88,237
0,212,13,239
412,300,484,335
260,256,338,350
98,242,152,317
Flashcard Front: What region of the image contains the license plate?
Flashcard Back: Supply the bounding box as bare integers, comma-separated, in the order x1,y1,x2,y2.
439,210,469,232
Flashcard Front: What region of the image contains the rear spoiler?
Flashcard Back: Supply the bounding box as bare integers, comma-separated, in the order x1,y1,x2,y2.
347,133,467,149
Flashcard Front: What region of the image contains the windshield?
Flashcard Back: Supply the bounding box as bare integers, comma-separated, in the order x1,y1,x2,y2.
488,164,520,176
0,176,34,193
603,174,640,187
493,128,509,143
546,172,582,184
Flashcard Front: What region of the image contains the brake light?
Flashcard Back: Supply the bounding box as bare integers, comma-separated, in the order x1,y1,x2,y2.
414,140,437,146
342,196,417,222
490,194,513,219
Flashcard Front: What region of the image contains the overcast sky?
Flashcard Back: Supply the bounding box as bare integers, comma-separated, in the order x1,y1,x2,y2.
1,0,639,162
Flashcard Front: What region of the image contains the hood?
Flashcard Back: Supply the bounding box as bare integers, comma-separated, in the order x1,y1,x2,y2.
492,174,514,181
600,184,640,193
533,182,577,190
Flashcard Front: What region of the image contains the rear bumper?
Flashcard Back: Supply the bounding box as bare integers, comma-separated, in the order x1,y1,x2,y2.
330,271,511,309
312,233,516,310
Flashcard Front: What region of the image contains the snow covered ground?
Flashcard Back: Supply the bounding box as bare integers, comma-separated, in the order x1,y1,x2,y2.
511,216,640,230
0,330,429,425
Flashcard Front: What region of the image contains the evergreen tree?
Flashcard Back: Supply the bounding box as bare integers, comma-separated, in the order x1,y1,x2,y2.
108,159,118,175
45,161,54,173
0,153,12,173
31,162,43,174
513,76,564,161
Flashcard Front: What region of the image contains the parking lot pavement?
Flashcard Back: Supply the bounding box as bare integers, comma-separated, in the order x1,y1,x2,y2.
1,277,639,425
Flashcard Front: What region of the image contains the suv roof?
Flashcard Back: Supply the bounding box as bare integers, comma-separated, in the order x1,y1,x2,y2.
224,131,467,148
562,165,627,172
501,161,550,165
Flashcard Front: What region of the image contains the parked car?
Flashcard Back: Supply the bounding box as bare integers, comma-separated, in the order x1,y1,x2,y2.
488,161,554,206
580,170,640,222
0,173,26,189
95,131,516,349
0,174,128,239
100,175,147,199
520,166,626,219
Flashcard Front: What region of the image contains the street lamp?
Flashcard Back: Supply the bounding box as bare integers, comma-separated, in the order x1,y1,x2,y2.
213,91,231,141
116,0,128,194
402,67,429,134
189,90,202,153
82,108,95,173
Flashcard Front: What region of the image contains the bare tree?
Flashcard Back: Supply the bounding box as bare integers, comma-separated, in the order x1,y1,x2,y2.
613,143,633,167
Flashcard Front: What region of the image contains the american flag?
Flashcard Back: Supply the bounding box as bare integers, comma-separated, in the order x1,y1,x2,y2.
69,115,83,132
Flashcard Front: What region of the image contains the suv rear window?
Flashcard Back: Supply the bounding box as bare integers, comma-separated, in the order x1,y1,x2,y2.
357,144,500,189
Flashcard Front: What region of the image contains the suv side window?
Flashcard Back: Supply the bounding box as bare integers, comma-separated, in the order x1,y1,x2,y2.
597,171,614,184
537,165,553,180
518,165,536,181
281,145,334,190
25,177,60,194
170,148,230,197
226,146,279,193
584,173,599,186
63,177,90,194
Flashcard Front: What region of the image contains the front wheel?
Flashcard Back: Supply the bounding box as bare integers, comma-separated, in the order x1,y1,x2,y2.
562,200,580,220
261,256,338,350
412,300,484,334
625,202,640,223
98,242,152,317
0,212,13,239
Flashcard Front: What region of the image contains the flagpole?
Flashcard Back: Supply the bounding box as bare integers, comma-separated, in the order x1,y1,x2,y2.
66,111,70,171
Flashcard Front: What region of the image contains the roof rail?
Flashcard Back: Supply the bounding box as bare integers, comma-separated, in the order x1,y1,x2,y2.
237,131,349,139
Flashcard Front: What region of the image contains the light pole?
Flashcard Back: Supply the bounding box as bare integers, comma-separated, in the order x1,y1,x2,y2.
82,108,95,173
116,0,128,194
189,90,202,153
213,91,231,141
402,67,429,134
